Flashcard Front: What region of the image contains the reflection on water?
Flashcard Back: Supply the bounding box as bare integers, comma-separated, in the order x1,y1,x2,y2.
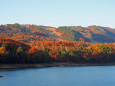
0,66,115,86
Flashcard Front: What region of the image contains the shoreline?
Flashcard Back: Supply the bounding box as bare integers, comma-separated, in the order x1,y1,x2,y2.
0,63,115,69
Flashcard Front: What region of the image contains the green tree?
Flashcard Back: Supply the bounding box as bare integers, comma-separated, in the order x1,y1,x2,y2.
16,46,26,63
17,46,23,53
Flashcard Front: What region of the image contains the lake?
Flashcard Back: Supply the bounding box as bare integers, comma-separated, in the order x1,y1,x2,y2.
0,66,115,86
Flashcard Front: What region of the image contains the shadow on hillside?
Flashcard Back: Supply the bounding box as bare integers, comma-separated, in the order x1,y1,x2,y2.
102,27,115,38
92,34,115,43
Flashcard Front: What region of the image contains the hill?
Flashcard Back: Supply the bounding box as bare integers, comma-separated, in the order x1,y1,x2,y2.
0,37,115,64
0,37,52,64
0,23,115,43
0,37,30,63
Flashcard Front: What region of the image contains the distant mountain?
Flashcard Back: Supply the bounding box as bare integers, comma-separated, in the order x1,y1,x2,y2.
0,23,115,43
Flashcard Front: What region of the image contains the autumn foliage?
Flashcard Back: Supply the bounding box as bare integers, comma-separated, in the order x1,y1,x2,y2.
0,24,115,43
0,37,115,64
0,24,115,64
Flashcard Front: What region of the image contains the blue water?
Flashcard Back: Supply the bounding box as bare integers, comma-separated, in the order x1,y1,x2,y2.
0,66,115,86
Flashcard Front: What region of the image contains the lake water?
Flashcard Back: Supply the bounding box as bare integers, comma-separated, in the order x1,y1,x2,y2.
0,66,115,86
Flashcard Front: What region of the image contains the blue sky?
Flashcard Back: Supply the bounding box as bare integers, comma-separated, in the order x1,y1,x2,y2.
0,0,115,28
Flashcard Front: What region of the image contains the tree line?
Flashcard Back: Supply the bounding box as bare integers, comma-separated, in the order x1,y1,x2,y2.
0,37,115,64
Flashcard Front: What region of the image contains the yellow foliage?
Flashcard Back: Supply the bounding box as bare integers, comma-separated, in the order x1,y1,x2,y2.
0,47,8,55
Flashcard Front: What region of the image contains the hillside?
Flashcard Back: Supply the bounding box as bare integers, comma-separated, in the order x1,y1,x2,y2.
0,37,30,63
0,37,115,64
0,23,115,43
72,25,115,43
0,37,52,64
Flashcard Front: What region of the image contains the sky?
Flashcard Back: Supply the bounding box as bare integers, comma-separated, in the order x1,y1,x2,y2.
0,0,115,28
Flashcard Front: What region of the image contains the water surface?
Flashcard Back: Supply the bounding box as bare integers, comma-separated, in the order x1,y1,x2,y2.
0,66,115,86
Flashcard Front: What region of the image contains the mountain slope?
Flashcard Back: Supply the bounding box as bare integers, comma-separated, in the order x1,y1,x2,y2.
0,24,115,43
72,25,115,43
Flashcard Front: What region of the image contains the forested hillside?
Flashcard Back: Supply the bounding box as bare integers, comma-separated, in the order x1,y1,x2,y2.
0,37,115,64
0,24,115,64
0,24,115,43
0,37,52,64
72,25,115,43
